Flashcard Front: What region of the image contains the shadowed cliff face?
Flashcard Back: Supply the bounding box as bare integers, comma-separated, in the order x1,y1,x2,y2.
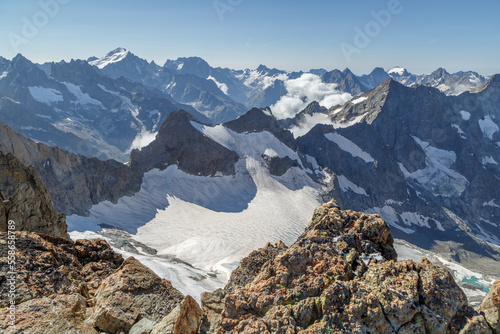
0,151,67,238
129,110,239,177
0,121,141,216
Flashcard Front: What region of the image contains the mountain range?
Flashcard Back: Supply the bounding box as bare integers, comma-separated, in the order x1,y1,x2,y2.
0,48,488,160
0,50,499,310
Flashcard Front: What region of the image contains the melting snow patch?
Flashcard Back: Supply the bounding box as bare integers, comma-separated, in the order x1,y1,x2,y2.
324,132,374,163
207,76,229,95
351,96,367,105
483,200,500,208
21,126,46,132
479,116,499,140
0,71,8,80
28,86,63,104
263,148,279,158
451,124,466,139
469,74,482,85
482,156,499,165
366,206,415,234
460,110,471,121
337,175,368,196
63,82,104,107
400,212,445,231
408,136,468,197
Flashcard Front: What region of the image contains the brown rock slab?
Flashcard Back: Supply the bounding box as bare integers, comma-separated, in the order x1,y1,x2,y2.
151,295,203,334
480,279,500,333
90,256,184,333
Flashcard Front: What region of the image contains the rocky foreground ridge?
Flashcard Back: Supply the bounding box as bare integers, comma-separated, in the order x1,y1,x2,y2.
0,199,498,333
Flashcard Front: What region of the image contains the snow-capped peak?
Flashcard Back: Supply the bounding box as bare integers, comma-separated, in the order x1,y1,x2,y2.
388,66,407,76
89,47,130,69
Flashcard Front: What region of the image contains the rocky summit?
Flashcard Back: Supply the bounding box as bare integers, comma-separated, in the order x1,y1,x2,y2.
200,200,499,333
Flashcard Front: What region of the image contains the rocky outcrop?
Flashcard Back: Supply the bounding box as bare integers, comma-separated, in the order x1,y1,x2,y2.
0,151,67,238
480,279,500,333
262,154,300,176
201,200,497,333
130,110,239,176
90,257,184,333
0,232,185,334
150,295,203,334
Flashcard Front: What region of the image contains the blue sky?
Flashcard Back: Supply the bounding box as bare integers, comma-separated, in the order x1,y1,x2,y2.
0,0,499,75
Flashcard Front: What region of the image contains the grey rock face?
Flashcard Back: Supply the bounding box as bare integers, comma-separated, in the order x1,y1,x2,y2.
322,68,366,95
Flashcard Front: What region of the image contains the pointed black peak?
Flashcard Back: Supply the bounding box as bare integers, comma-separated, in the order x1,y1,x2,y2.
159,109,195,132
342,68,355,76
255,64,285,76
370,67,387,75
256,64,270,72
10,54,37,70
431,67,449,76
224,108,296,149
224,108,274,132
301,101,328,116
11,53,30,64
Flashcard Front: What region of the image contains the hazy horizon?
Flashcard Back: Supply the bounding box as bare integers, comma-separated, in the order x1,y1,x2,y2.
1,0,499,76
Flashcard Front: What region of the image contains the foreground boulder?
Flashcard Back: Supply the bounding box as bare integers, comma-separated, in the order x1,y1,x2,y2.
0,232,185,334
0,151,67,238
202,200,498,333
480,279,500,333
90,257,184,333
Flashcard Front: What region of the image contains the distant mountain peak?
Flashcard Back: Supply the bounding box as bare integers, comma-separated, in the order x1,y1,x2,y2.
89,48,131,69
107,47,128,55
387,66,409,77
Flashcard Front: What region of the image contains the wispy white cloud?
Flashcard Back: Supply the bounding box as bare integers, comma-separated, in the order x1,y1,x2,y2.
270,73,352,119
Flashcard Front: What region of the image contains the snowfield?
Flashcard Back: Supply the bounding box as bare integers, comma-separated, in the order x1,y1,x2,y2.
68,126,324,300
